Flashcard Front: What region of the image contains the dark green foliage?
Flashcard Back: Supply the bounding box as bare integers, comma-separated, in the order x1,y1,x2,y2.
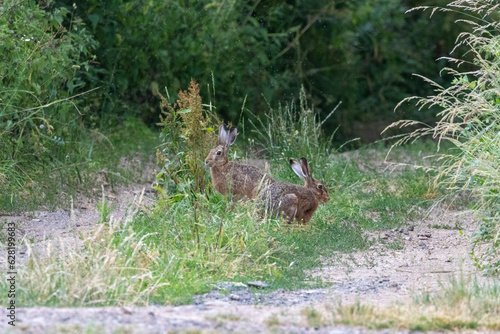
53,0,464,141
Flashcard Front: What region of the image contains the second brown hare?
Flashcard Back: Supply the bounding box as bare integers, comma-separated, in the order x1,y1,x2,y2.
260,157,330,223
205,124,273,201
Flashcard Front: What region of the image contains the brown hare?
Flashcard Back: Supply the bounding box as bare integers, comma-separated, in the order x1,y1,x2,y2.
260,157,330,223
205,124,273,200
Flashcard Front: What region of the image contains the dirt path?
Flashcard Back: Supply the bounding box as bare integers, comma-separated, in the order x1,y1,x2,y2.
6,305,413,334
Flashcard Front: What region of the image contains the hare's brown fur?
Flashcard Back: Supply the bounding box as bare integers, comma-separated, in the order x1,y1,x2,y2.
205,125,273,200
260,158,329,223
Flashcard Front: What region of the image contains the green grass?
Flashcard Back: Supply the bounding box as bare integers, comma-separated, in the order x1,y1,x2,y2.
0,82,450,308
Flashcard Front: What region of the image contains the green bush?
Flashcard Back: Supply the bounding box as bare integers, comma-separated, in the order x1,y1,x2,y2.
0,0,97,197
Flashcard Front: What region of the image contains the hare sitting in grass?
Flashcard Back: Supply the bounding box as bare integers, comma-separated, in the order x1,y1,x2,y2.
260,157,329,223
205,124,273,201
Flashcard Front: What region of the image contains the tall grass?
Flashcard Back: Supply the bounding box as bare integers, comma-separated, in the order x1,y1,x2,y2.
243,86,342,163
0,189,288,306
0,154,434,306
385,0,500,275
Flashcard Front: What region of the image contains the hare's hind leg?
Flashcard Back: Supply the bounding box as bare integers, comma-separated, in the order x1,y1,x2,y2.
299,209,314,224
280,194,298,223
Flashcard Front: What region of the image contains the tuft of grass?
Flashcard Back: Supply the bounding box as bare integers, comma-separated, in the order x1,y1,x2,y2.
301,307,324,328
2,221,165,306
264,314,280,327
243,86,341,163
430,223,463,230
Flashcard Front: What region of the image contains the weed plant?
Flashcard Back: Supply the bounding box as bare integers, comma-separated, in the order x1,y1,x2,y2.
156,79,219,193
386,0,500,275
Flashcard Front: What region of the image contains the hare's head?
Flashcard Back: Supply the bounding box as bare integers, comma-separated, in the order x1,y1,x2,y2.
290,158,330,204
205,124,237,168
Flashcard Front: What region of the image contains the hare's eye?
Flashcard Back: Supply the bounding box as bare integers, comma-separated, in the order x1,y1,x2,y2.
318,184,323,189
216,151,222,156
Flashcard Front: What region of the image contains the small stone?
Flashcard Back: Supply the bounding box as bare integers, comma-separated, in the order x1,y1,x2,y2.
247,281,269,289
32,219,41,222
229,294,241,301
205,300,228,307
419,241,428,249
121,307,133,315
382,232,394,239
404,236,411,241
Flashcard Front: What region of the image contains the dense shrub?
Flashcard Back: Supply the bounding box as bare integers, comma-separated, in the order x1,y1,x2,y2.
0,1,96,197
55,0,464,141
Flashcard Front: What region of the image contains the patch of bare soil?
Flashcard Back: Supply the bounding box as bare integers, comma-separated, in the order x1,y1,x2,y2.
0,155,158,262
311,206,486,306
0,184,156,263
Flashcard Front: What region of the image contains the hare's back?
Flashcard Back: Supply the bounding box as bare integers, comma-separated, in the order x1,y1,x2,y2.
260,182,300,199
229,162,271,192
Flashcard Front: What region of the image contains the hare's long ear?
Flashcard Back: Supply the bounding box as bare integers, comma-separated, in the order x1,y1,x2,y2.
226,127,237,147
290,158,306,179
218,124,228,146
300,158,312,179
